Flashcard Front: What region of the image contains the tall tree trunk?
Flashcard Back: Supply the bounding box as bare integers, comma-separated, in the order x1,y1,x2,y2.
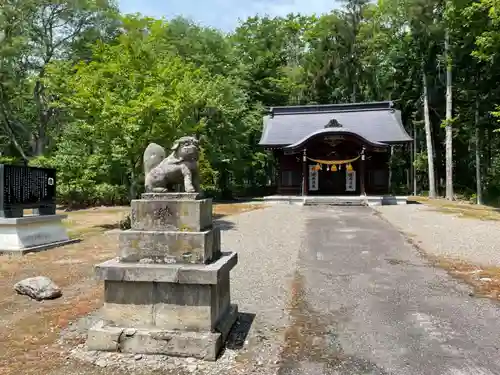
487,126,492,169
413,122,417,195
422,65,436,198
475,97,482,205
445,29,454,200
33,78,49,156
0,86,29,162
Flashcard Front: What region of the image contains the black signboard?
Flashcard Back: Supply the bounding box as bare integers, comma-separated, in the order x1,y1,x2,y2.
0,164,56,217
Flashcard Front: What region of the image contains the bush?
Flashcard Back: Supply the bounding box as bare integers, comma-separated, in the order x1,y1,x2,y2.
56,182,129,208
28,156,56,168
92,183,129,206
0,156,21,165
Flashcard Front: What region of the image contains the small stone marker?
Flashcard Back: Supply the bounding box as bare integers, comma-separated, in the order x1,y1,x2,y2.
14,276,62,300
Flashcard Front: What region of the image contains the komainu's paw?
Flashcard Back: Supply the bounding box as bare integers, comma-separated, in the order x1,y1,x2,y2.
151,187,169,193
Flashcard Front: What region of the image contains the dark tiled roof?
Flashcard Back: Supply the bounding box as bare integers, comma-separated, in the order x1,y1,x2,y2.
259,101,412,147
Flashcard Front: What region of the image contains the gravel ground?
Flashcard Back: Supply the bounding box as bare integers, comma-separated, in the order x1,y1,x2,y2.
56,204,307,375
37,202,500,375
373,204,500,267
279,205,500,375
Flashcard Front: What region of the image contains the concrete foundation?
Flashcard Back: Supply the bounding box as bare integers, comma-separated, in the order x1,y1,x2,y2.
87,193,238,361
0,214,76,255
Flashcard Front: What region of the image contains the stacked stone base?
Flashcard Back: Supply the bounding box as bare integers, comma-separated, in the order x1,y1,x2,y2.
88,304,238,360
86,193,238,361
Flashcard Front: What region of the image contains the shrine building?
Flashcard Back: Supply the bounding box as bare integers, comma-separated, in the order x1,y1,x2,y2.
259,101,413,197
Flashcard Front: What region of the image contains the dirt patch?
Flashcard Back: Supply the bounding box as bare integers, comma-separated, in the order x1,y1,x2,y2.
61,207,129,238
279,271,338,366
374,209,500,302
0,235,114,375
403,235,500,301
277,271,387,374
0,203,264,375
213,203,266,219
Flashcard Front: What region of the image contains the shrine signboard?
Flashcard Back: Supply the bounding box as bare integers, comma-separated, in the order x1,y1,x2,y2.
308,165,319,191
345,170,356,192
0,164,56,217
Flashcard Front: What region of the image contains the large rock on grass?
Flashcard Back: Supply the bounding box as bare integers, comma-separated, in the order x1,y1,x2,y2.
14,276,62,301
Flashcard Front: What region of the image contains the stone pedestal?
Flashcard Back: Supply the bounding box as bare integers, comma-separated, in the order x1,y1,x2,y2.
87,193,238,361
0,214,77,255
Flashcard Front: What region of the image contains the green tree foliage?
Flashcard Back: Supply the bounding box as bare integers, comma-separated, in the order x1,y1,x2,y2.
44,16,267,205
2,0,500,205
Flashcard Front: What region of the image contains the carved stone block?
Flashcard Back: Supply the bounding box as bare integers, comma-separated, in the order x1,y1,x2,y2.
130,198,212,231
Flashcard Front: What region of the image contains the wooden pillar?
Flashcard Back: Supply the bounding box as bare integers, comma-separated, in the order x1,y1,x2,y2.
274,150,281,195
388,145,394,193
360,146,366,196
408,142,412,195
302,149,308,196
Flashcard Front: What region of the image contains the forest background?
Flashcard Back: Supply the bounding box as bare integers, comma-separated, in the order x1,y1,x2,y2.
1,0,499,207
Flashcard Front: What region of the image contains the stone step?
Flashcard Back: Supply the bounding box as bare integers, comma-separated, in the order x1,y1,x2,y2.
304,198,367,206
263,195,408,207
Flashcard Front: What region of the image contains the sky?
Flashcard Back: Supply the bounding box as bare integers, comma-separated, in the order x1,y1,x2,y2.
118,0,338,32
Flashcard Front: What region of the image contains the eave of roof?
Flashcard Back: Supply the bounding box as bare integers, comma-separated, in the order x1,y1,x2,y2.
259,101,413,146
283,128,388,151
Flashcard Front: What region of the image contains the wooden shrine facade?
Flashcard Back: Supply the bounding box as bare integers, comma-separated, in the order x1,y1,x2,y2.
259,101,413,196
272,132,391,196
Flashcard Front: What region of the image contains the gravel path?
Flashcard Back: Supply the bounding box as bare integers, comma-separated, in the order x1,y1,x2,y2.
374,204,500,267
56,204,307,375
279,205,500,375
218,203,306,373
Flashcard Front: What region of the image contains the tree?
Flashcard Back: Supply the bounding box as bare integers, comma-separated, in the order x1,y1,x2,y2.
46,15,266,202
4,0,500,206
0,0,119,160
444,18,454,200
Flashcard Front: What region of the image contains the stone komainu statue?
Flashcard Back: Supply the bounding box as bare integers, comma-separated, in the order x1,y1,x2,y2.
143,136,200,193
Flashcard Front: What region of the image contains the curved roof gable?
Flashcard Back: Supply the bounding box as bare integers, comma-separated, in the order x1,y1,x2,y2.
284,128,388,151
259,101,412,147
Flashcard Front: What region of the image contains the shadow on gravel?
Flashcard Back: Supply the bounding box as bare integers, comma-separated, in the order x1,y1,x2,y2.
213,218,236,231
226,312,256,350
406,200,422,205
